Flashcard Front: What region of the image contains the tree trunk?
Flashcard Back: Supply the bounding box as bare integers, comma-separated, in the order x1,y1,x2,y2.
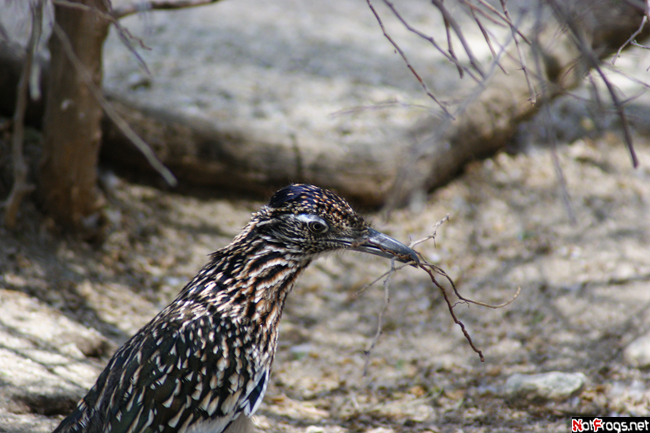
39,0,109,238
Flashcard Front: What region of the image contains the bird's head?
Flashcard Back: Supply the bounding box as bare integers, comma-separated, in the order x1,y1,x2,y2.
254,184,419,265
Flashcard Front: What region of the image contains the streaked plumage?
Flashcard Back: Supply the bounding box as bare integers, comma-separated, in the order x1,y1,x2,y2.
53,184,417,433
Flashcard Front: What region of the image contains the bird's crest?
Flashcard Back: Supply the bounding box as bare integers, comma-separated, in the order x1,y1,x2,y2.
268,184,363,227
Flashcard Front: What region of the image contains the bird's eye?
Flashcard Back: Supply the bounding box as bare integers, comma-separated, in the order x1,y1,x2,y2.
296,214,329,234
308,220,328,234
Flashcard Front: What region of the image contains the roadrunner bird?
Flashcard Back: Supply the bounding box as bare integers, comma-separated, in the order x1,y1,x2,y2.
53,184,418,433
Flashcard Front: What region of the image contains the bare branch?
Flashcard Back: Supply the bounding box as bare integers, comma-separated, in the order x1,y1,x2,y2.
54,0,152,74
547,0,639,168
468,6,508,75
457,0,510,29
587,72,605,115
612,15,647,65
363,258,395,376
0,18,8,41
418,262,485,362
631,40,650,50
330,100,432,118
500,0,536,104
524,6,577,223
430,0,485,78
592,62,638,168
51,22,178,186
599,61,650,90
359,216,520,366
470,0,531,44
366,0,453,119
380,0,481,83
409,214,450,249
443,9,464,78
463,286,521,309
112,0,225,19
549,138,577,225
3,0,41,228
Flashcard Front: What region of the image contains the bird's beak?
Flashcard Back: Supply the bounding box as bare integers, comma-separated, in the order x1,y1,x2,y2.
351,228,419,265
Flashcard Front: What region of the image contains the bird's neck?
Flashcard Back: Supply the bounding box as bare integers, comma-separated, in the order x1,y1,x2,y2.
181,223,313,328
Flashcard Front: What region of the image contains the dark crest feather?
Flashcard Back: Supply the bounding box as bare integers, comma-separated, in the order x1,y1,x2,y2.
268,184,321,209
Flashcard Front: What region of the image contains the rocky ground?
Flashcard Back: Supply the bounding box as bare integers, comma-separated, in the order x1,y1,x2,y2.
1,0,650,432
1,131,649,432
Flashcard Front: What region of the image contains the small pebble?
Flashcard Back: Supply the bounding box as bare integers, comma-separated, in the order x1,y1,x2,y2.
289,343,316,359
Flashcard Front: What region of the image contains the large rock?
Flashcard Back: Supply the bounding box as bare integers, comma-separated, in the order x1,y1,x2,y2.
503,371,587,405
0,289,108,432
100,0,453,205
623,334,650,369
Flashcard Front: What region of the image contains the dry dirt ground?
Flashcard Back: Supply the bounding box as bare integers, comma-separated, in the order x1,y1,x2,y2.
1,131,649,432
2,1,650,430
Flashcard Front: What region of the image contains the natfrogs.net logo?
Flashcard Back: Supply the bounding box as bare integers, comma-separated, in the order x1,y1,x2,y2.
571,417,650,433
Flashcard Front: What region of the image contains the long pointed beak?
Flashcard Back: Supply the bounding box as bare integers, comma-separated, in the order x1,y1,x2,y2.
351,228,419,265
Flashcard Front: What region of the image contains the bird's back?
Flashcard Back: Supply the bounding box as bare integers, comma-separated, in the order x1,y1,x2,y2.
54,273,276,433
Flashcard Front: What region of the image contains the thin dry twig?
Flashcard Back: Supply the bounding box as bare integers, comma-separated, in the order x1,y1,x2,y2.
549,140,577,225
409,214,449,248
612,15,647,65
430,0,485,78
527,16,578,222
366,0,453,118
418,262,485,361
460,286,521,309
329,100,432,118
358,217,450,364
597,60,650,91
3,0,41,228
587,72,605,122
526,12,578,224
500,0,536,104
363,258,396,376
112,0,224,19
418,264,517,361
352,261,409,298
468,6,508,75
0,18,8,41
457,0,509,29
51,22,177,186
408,217,520,309
54,0,152,75
591,62,639,168
442,7,464,78
631,40,650,50
380,0,482,83
476,0,530,43
547,0,639,168
361,217,520,366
